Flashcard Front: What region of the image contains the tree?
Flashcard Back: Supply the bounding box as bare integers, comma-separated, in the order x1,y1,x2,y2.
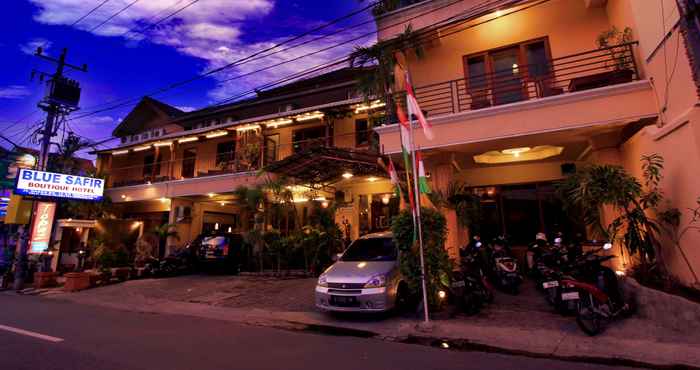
557,155,666,280
429,181,483,235
151,223,180,258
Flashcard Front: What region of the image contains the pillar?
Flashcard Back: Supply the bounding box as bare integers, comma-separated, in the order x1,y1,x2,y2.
432,160,465,262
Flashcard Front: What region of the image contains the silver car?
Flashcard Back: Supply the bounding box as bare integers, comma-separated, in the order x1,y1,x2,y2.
315,232,407,312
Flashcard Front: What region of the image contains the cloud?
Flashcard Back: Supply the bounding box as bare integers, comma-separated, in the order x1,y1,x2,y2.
175,106,196,112
0,85,32,99
27,0,375,105
20,38,51,55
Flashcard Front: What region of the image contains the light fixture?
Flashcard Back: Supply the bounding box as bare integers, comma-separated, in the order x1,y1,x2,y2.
342,172,353,179
367,177,378,182
354,100,386,113
438,290,447,299
133,145,152,152
205,131,228,139
357,262,367,268
295,112,324,122
236,124,261,132
220,201,226,206
501,147,531,157
615,270,626,276
474,145,563,164
381,194,391,205
227,227,232,233
215,223,219,230
266,118,294,128
154,141,172,147
146,181,152,185
495,9,503,17
321,201,329,208
208,193,215,198
76,227,82,232
112,149,129,155
178,137,198,143
159,197,168,203
121,194,126,199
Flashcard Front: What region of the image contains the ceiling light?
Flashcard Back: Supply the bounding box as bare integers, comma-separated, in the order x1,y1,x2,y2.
236,124,261,132
205,131,228,139
367,177,378,182
159,197,168,203
474,146,563,164
220,201,226,206
178,137,198,143
295,112,324,122
321,201,329,208
121,195,126,199
133,145,152,152
112,149,129,155
154,141,172,147
342,172,354,179
208,193,215,198
381,194,391,205
495,9,503,17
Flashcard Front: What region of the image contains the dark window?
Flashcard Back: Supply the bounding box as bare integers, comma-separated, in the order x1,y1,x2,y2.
143,154,161,177
355,119,369,146
292,125,330,153
182,148,196,178
467,55,488,92
216,141,236,167
525,41,550,78
341,237,397,262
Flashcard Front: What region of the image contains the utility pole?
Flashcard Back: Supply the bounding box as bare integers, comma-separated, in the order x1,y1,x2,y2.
13,48,87,291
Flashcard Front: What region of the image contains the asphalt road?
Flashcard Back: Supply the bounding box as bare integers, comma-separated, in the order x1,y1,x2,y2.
0,294,641,370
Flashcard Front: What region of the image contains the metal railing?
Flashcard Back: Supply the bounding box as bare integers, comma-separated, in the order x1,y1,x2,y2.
394,42,640,117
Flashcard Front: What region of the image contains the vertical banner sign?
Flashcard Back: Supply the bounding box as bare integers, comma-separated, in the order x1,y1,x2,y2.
29,202,56,254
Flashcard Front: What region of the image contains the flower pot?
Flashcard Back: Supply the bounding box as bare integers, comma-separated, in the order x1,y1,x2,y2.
63,272,91,292
33,272,57,289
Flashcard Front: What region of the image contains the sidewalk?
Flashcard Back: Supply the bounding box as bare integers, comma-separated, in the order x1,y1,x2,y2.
34,276,700,369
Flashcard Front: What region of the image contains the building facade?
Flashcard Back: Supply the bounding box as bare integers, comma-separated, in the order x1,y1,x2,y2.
373,0,700,285
96,68,399,255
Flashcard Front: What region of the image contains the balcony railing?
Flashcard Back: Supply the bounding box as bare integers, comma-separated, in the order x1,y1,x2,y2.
394,42,640,118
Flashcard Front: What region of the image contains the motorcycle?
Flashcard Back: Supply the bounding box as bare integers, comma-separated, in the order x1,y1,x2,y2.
451,238,493,315
487,236,521,295
561,243,630,335
143,244,198,277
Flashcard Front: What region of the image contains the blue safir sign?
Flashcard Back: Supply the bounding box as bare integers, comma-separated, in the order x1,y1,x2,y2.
15,169,104,201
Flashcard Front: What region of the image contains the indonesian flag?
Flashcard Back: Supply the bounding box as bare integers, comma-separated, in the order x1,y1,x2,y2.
405,72,434,141
416,151,431,194
387,158,401,200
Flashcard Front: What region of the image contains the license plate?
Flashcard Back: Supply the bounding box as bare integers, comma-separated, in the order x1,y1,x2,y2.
561,291,580,300
543,281,559,289
330,295,358,306
451,281,465,288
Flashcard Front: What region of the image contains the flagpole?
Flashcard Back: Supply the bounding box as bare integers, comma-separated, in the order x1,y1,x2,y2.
408,102,430,324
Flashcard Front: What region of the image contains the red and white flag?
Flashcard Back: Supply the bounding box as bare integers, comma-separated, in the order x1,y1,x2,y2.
405,73,434,141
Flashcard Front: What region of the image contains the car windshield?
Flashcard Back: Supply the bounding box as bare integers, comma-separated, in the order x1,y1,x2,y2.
341,237,397,262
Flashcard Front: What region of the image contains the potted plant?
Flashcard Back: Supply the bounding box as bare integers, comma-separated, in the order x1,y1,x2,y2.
596,26,635,83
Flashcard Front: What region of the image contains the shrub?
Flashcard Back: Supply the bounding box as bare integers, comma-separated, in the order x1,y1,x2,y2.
392,207,452,309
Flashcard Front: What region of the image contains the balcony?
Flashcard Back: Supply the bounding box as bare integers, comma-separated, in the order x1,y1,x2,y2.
395,42,641,118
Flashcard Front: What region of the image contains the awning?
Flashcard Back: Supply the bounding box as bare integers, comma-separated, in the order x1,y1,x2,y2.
264,146,388,185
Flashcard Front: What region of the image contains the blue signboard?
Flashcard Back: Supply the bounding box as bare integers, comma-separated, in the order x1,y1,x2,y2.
15,169,104,201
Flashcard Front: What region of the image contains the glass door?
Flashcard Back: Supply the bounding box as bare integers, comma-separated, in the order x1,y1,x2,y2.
181,148,196,178
490,46,524,105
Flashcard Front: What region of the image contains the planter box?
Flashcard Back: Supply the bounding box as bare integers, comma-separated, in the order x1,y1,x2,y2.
63,272,91,292
33,272,57,289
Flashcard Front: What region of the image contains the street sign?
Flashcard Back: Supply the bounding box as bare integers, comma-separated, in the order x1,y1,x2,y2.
15,169,104,201
29,202,56,254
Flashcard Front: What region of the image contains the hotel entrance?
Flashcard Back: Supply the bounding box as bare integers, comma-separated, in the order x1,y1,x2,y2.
473,181,585,245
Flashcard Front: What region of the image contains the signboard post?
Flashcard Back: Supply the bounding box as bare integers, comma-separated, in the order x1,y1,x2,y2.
28,202,56,254
15,169,104,201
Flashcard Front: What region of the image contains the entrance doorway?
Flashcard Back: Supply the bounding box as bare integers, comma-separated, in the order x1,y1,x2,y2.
473,182,585,245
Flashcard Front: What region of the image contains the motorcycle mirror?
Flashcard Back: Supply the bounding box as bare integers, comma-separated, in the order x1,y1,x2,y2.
603,242,613,250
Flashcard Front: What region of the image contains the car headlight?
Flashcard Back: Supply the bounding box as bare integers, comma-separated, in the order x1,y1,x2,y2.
317,274,328,287
364,274,386,288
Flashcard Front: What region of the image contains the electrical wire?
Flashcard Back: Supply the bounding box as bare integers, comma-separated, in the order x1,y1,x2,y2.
122,0,201,37
89,0,142,32
71,0,113,27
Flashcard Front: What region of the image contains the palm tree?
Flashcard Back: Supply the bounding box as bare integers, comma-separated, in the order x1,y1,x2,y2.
151,223,180,258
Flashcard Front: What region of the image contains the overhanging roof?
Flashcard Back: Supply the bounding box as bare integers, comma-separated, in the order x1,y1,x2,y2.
264,146,388,184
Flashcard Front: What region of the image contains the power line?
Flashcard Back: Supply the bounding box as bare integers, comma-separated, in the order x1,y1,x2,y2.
123,0,201,37
89,0,142,32
71,0,113,27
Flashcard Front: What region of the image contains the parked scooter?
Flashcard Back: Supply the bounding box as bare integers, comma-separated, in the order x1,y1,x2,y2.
143,244,198,277
450,237,493,315
562,243,630,335
487,236,521,295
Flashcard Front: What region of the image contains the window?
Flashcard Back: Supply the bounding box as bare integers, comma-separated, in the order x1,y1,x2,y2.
182,148,197,178
463,37,552,106
292,125,330,153
355,119,369,146
143,154,161,177
216,141,236,167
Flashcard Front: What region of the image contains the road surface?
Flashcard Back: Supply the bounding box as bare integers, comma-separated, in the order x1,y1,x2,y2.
0,293,640,370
